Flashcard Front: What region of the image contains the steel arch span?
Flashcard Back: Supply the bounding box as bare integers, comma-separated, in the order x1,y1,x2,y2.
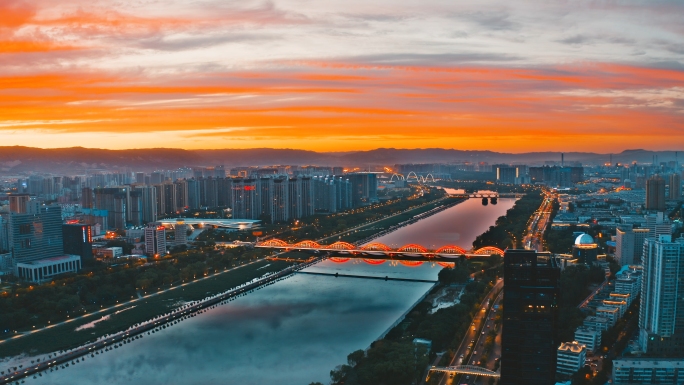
361,243,392,251
437,262,455,268
258,239,288,247
389,173,405,182
405,171,436,183
292,240,321,249
397,244,429,253
435,245,468,255
329,257,350,263
325,241,356,251
474,246,505,256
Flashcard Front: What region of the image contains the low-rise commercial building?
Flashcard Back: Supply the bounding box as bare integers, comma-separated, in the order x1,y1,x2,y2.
574,327,601,353
615,277,640,300
93,247,123,260
613,358,684,385
610,292,632,306
583,316,611,332
602,299,628,318
557,341,587,375
596,306,620,326
16,255,82,283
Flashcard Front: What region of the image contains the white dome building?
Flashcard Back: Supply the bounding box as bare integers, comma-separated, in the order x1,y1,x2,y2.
573,233,598,264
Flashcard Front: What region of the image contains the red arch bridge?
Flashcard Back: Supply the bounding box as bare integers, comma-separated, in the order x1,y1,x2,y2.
426,365,500,381
255,239,504,265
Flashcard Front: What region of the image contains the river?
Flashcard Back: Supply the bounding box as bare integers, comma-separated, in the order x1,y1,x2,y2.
26,198,516,385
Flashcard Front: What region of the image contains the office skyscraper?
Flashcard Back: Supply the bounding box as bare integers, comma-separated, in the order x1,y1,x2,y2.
62,223,93,261
501,249,560,385
639,235,684,356
9,205,63,264
646,175,666,211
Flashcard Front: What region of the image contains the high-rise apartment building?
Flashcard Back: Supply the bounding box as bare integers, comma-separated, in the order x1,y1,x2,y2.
174,220,187,247
669,173,681,200
8,193,30,214
639,235,684,355
347,172,378,207
645,175,666,211
494,165,521,184
615,225,649,265
501,250,560,385
93,187,128,229
81,187,93,209
271,177,289,222
144,223,166,257
231,178,259,219
133,185,157,224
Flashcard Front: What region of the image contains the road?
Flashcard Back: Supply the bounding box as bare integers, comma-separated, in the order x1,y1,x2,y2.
0,256,270,346
436,278,503,385
522,189,556,252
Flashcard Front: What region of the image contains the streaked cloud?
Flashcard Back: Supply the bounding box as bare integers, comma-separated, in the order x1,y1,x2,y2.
0,0,683,151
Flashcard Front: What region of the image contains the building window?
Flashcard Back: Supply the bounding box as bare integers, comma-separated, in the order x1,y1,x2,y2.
19,223,31,234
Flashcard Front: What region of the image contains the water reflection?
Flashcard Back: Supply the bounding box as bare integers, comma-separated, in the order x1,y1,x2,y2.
368,197,516,248
28,197,515,385
30,273,434,385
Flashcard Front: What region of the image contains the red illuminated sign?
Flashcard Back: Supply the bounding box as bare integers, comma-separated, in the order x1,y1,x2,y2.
244,186,255,191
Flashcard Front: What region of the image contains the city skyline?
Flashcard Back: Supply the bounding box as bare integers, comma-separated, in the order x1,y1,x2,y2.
2,0,684,152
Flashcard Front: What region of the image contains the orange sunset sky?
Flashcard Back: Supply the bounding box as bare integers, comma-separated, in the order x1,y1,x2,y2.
1,0,683,153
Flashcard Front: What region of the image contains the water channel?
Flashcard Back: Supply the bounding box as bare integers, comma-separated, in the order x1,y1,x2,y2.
28,198,516,385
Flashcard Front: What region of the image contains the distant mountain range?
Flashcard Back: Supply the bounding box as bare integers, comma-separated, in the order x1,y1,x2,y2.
0,146,682,174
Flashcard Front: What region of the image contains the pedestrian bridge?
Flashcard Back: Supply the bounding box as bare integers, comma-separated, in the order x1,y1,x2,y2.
426,365,500,381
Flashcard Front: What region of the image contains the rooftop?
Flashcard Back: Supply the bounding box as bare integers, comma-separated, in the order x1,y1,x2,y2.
575,233,595,245
17,254,80,266
614,358,684,369
558,341,586,353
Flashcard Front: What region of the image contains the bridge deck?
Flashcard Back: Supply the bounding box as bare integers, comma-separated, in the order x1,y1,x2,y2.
427,365,500,378
297,271,437,283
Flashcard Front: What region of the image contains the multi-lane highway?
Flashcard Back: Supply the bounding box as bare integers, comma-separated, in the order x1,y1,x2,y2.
523,189,556,252
437,278,503,385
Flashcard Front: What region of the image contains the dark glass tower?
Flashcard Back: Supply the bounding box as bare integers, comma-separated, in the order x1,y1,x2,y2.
62,224,93,262
501,249,560,385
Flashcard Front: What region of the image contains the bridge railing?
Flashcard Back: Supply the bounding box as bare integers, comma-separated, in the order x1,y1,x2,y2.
426,365,500,379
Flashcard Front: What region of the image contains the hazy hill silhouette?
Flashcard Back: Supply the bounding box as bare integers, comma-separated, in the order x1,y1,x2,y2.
0,146,680,173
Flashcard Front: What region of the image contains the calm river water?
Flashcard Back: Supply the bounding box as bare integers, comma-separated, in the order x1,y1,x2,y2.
28,198,515,385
